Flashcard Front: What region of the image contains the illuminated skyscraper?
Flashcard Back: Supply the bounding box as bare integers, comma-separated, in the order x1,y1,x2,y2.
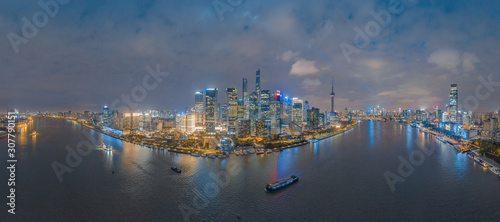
307,107,319,131
249,92,259,132
256,69,261,97
260,90,270,120
303,100,309,122
227,88,238,134
102,105,110,126
292,98,303,126
449,84,458,123
195,91,204,128
243,78,249,119
205,88,218,134
237,99,244,121
256,69,261,117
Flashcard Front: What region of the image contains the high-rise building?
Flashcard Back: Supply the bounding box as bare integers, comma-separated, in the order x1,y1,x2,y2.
270,91,282,134
242,78,249,119
307,107,319,131
221,103,228,125
319,113,325,129
303,100,309,122
285,96,293,122
238,119,251,137
450,84,458,123
256,69,261,98
237,99,244,121
260,90,271,120
102,105,110,126
292,98,303,126
205,88,218,134
195,91,204,128
249,92,259,132
255,118,267,136
227,88,238,134
434,106,439,122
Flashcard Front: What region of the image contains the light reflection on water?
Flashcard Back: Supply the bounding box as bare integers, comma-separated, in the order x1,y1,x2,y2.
2,117,500,221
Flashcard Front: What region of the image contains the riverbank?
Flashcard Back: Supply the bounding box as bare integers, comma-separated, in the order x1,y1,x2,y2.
72,117,359,158
423,126,500,178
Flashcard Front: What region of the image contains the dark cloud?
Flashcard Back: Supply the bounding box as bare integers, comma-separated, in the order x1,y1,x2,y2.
1,0,500,112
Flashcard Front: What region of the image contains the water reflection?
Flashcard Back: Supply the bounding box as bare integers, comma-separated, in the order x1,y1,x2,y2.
367,120,374,147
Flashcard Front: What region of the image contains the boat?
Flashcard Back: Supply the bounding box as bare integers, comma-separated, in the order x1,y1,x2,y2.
474,158,486,167
201,154,206,158
436,136,447,143
208,155,216,159
98,142,113,152
256,150,264,155
30,131,39,136
218,155,227,159
266,150,273,154
247,149,256,154
0,131,8,139
307,138,318,143
265,176,299,191
191,153,200,157
171,166,182,173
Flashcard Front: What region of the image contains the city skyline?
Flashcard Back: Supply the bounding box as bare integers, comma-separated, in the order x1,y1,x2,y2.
1,1,500,112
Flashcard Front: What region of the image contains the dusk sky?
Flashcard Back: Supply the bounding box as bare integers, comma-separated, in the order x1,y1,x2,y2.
1,0,500,112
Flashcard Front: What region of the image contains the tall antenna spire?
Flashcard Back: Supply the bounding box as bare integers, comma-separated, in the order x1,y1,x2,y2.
330,76,335,113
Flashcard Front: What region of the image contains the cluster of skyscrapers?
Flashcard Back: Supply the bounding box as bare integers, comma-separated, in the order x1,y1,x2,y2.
186,69,337,137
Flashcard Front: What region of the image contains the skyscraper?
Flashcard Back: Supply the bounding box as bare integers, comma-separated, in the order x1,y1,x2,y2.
102,105,110,126
249,92,259,132
260,90,271,120
242,78,249,119
307,107,319,131
237,99,244,121
450,84,458,123
256,69,261,97
303,100,309,122
292,98,303,126
227,88,238,134
195,91,204,128
205,88,218,134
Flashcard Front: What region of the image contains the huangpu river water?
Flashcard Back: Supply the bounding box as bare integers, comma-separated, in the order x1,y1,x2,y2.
1,117,500,221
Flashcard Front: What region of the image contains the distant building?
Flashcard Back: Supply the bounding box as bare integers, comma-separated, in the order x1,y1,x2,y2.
242,78,249,119
227,88,238,134
260,90,270,120
177,112,196,134
237,99,244,121
195,91,204,128
303,101,309,123
256,69,261,100
238,119,251,137
255,118,267,136
249,92,259,132
101,105,110,126
319,113,325,129
449,84,458,123
205,88,218,134
292,98,303,126
307,107,319,131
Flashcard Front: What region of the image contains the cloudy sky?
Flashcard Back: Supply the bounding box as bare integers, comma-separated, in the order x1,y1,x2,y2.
1,0,500,113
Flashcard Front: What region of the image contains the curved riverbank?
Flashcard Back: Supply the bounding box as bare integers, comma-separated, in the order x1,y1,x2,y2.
77,118,359,157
